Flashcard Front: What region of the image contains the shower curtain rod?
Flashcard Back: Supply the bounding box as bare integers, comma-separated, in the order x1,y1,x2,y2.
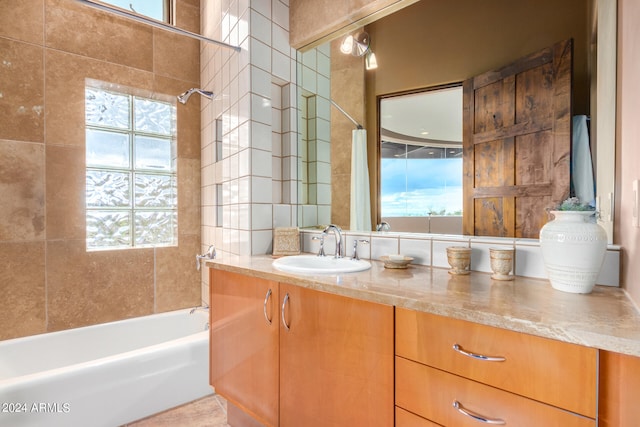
75,0,242,52
331,100,364,129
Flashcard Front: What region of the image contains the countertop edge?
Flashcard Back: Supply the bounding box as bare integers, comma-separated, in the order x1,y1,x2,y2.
206,256,640,358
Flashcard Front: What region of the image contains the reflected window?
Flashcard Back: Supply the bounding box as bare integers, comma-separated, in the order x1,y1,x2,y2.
99,0,172,23
85,85,177,250
380,86,463,217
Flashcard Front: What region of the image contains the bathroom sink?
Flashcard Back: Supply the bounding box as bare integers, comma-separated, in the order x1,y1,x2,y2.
272,255,371,274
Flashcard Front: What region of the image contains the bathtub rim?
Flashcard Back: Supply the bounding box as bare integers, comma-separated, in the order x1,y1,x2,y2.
0,307,209,386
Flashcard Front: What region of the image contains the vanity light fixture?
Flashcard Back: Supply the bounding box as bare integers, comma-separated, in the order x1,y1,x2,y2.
340,35,355,54
340,31,378,70
365,50,378,70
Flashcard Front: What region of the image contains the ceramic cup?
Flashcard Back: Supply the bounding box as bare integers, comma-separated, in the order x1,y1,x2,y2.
489,248,515,281
446,246,471,275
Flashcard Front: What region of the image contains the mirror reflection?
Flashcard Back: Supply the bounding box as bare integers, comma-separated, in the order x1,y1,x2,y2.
297,0,614,239
380,86,463,234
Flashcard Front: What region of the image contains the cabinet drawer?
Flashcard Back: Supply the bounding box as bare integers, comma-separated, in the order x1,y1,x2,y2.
396,357,595,427
395,308,596,417
396,407,442,427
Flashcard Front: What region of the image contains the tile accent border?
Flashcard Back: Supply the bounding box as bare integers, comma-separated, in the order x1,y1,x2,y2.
300,230,621,287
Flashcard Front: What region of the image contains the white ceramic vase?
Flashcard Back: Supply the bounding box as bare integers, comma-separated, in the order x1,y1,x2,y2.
539,211,607,294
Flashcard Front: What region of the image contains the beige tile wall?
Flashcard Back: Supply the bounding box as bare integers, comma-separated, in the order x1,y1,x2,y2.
0,0,201,340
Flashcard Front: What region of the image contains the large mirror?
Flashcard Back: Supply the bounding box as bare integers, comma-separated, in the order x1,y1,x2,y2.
297,0,616,242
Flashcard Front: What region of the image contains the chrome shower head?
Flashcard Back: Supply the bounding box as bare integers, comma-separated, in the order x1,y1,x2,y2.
177,88,214,104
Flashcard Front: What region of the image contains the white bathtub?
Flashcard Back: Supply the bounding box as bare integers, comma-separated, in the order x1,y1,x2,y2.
0,308,213,427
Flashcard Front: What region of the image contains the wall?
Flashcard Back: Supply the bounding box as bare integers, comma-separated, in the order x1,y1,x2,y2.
617,0,640,300
289,0,417,49
330,40,366,229
0,0,201,341
365,0,590,108
199,1,297,299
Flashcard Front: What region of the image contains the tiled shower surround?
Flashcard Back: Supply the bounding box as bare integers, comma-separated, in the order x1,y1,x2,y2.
0,0,202,340
200,0,307,300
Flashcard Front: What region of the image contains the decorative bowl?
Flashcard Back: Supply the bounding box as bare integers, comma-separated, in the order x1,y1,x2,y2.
380,255,414,269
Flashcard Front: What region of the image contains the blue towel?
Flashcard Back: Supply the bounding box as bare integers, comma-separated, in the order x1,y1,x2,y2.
572,115,595,206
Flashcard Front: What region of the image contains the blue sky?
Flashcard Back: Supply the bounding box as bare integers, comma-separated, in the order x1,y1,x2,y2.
105,0,165,21
381,158,462,216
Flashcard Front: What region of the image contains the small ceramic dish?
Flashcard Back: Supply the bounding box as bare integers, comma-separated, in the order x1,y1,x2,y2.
380,255,414,269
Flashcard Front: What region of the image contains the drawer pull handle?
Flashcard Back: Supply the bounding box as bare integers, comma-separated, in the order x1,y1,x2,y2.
281,293,290,331
263,288,273,325
453,400,505,425
453,344,506,362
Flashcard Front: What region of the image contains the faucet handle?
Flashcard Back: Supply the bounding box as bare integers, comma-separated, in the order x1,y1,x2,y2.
196,245,216,271
312,234,326,257
376,222,391,232
352,239,370,260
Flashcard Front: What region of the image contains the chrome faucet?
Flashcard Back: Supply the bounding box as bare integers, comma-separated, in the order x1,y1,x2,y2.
352,239,369,260
323,224,343,258
376,221,391,232
190,303,209,314
196,245,216,271
312,234,326,256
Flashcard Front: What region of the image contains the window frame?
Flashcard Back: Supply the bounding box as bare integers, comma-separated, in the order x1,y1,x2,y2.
97,0,173,24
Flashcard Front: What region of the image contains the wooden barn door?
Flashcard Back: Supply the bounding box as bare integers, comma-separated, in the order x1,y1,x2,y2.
462,39,572,238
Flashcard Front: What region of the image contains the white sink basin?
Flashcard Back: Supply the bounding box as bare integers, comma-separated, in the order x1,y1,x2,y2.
272,255,371,274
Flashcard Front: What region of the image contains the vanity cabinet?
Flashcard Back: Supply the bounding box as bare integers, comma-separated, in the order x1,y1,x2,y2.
279,282,394,426
395,308,597,426
209,269,394,427
209,269,280,426
599,350,640,426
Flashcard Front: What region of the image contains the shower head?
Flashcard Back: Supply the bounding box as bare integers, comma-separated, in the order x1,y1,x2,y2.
177,88,214,104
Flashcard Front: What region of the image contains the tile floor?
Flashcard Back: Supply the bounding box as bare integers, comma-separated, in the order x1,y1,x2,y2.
124,394,229,427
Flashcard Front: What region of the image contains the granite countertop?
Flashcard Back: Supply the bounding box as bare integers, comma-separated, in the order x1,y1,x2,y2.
206,255,640,358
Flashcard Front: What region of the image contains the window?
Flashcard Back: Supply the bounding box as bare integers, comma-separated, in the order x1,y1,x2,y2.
100,0,172,23
85,85,177,250
380,86,463,217
380,142,462,216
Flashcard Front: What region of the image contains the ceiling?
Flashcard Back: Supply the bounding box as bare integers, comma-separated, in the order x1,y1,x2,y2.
380,85,463,144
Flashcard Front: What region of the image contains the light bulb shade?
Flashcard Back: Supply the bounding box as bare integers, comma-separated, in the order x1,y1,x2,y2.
365,51,378,70
340,31,370,56
352,32,370,56
340,35,354,54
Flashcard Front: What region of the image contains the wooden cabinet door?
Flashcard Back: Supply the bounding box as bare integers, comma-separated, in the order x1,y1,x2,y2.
209,269,279,427
279,283,394,427
599,350,640,426
463,39,572,238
